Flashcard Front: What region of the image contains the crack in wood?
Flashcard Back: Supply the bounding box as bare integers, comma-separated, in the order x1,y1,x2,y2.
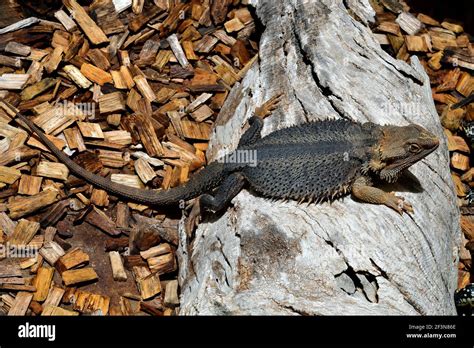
291,22,348,121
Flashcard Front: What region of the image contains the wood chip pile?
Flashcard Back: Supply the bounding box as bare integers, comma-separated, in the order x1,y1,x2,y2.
369,0,473,296
0,0,258,316
0,0,471,317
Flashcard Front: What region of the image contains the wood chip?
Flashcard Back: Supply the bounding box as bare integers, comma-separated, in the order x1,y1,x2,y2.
32,102,83,135
147,252,176,275
32,267,55,301
133,266,161,299
28,133,66,153
395,12,423,35
90,188,110,207
99,92,126,114
134,75,157,102
180,119,212,140
405,35,429,52
5,42,31,56
0,17,40,35
18,175,43,196
0,74,30,90
428,51,443,70
42,305,78,316
140,243,171,260
190,104,214,122
0,212,17,236
62,267,98,286
134,157,156,184
224,17,244,33
103,130,132,145
44,47,64,74
182,41,199,60
7,189,59,219
36,161,69,181
43,286,65,307
194,35,219,53
109,251,128,281
77,122,105,139
63,0,109,45
110,174,144,189
115,203,130,229
153,50,173,70
0,166,21,185
429,28,457,51
416,13,439,26
39,241,65,265
57,247,90,273
0,262,22,278
81,63,113,86
456,72,474,97
213,29,237,46
452,173,468,197
64,127,86,152
167,34,191,68
451,153,470,171
54,9,77,32
63,65,92,89
85,206,120,236
0,54,22,68
70,289,110,315
9,219,40,246
8,292,33,316
164,279,179,307
111,70,127,89
98,149,129,167
441,21,463,34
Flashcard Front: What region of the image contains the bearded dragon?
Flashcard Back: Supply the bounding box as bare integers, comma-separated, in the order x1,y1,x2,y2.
2,96,439,217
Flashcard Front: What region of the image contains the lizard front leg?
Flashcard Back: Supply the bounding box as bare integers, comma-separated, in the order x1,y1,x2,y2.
238,116,264,147
254,93,283,119
238,94,283,147
351,176,413,214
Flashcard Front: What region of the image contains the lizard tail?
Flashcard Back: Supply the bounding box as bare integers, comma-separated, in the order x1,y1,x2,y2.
11,106,224,206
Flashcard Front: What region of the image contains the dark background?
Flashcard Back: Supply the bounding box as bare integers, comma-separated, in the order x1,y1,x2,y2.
407,0,473,33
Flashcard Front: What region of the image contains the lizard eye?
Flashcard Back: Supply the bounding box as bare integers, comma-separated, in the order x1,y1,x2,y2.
409,144,421,153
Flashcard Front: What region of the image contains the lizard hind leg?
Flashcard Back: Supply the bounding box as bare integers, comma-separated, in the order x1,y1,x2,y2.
185,172,247,235
200,172,247,213
351,176,414,215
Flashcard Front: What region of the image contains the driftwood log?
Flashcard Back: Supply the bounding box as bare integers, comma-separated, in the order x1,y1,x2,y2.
177,0,461,315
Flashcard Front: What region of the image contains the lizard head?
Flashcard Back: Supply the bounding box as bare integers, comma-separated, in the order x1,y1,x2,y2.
376,124,439,182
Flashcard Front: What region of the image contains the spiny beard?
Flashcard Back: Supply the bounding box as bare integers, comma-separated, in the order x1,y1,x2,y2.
380,167,401,183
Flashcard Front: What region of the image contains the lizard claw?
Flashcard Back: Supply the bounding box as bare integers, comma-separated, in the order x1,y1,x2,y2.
255,93,284,119
386,192,414,215
185,199,201,237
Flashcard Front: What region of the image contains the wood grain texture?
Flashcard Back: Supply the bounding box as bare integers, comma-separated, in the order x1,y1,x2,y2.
177,0,460,315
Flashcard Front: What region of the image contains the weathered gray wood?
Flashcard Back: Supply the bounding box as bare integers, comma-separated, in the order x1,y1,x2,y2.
177,0,461,315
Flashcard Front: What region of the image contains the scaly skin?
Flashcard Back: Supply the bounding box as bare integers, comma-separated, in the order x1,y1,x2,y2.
1,97,439,216
455,283,473,316
3,100,225,205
